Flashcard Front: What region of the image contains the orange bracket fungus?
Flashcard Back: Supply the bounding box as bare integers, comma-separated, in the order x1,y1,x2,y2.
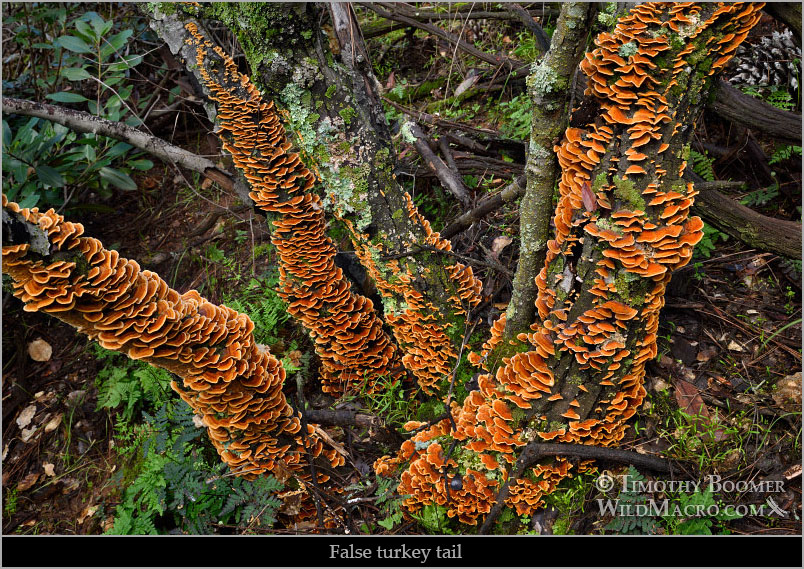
375,2,764,527
1,196,343,482
340,192,483,395
183,22,404,395
182,21,483,398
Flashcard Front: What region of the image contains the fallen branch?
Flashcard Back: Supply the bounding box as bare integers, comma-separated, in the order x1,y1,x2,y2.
383,96,498,136
709,80,801,145
479,442,676,534
687,174,802,259
440,174,527,239
360,9,556,39
2,97,243,195
303,409,378,428
504,3,550,53
408,122,473,208
361,2,522,71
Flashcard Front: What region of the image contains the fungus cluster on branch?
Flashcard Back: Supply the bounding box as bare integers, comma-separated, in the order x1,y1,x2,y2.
375,1,763,525
341,192,483,395
1,195,342,482
184,22,403,395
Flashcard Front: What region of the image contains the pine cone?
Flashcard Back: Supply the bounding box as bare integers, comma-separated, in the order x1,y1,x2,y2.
729,30,801,93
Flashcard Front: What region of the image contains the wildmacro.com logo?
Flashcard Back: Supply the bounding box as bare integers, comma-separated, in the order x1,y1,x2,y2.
594,473,790,518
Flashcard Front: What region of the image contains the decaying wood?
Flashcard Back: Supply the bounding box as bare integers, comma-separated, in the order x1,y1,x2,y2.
408,122,473,208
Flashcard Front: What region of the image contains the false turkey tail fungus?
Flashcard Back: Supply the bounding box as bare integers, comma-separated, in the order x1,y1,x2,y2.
1,196,343,482
375,2,763,526
184,22,403,395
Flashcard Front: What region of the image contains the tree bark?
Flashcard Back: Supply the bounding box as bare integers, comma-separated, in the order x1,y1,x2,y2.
147,3,484,397
504,2,597,341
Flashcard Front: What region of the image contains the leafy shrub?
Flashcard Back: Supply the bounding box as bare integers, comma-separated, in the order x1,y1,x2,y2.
2,8,152,210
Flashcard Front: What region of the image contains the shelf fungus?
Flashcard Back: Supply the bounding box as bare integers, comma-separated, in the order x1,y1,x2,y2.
340,192,482,396
1,196,343,482
184,23,403,395
374,2,762,525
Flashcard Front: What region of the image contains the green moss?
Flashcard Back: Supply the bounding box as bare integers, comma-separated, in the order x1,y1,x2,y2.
339,106,356,126
612,176,646,211
592,172,609,192
325,84,337,99
391,208,404,221
148,2,178,16
568,375,584,386
487,338,531,365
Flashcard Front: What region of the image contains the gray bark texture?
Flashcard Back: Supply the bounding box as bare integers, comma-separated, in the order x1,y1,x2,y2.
504,2,598,341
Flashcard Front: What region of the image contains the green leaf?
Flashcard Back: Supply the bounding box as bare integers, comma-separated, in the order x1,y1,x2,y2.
55,35,92,54
73,20,96,43
2,120,11,148
129,159,154,171
107,54,143,73
101,29,133,59
99,167,136,190
46,91,89,103
90,15,113,39
60,67,92,81
36,165,65,188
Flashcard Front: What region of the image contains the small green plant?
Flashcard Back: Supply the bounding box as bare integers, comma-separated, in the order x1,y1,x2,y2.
93,345,173,422
693,222,729,259
783,286,797,315
496,93,532,141
109,398,284,534
689,149,715,182
662,486,742,535
602,466,659,534
374,475,407,531
769,144,802,165
740,180,780,207
4,488,19,517
223,275,291,346
411,502,456,534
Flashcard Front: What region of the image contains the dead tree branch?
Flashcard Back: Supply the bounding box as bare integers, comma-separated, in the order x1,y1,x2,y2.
479,442,676,534
2,96,243,195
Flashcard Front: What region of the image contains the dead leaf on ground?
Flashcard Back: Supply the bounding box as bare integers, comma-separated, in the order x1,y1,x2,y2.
28,338,52,362
17,472,40,492
77,505,97,524
21,426,39,443
490,236,513,258
772,372,801,413
673,379,726,441
727,340,745,352
278,489,304,517
44,413,63,432
16,405,37,430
